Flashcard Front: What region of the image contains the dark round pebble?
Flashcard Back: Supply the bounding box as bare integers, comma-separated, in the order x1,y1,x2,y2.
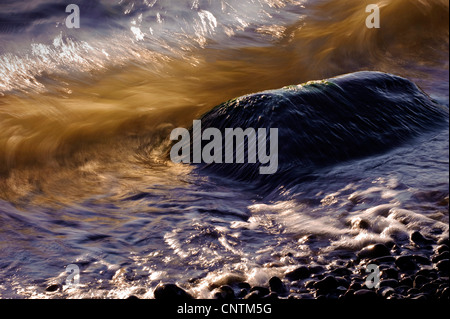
413,255,432,266
407,288,420,295
411,294,428,300
396,285,412,295
331,267,352,277
413,275,428,289
411,231,435,247
357,244,391,260
215,285,235,300
432,251,450,264
439,287,450,300
314,276,338,294
262,292,279,300
436,245,449,255
420,283,438,295
237,282,251,290
154,283,193,300
381,268,399,280
45,284,61,292
379,279,399,288
436,259,449,273
285,266,311,281
437,237,449,247
395,255,418,271
399,277,414,288
250,286,270,297
309,265,325,274
378,286,396,299
127,295,140,300
335,277,350,289
349,282,362,291
244,291,262,300
269,277,287,295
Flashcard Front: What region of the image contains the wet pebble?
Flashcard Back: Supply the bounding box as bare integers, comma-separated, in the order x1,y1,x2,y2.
410,231,435,248
436,259,449,274
244,291,262,300
379,279,399,288
154,283,193,300
435,244,449,255
313,276,338,294
395,255,418,271
398,277,414,288
285,266,311,281
45,284,61,292
381,268,399,280
420,282,439,295
413,275,428,289
437,237,449,247
378,286,396,298
269,277,287,295
250,286,270,298
357,244,391,260
214,285,235,300
432,251,450,264
330,267,352,277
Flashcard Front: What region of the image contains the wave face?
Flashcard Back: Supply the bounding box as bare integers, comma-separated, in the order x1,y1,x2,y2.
198,72,449,182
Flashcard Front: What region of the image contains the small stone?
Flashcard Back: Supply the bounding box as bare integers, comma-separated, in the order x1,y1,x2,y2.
357,244,391,260
237,282,251,290
395,285,411,295
335,277,350,289
439,287,449,300
127,295,139,300
398,277,414,288
269,277,287,295
381,268,399,280
45,284,61,292
437,237,450,246
436,259,449,274
308,265,325,274
416,269,438,280
378,286,396,299
154,283,193,300
379,279,399,288
387,293,404,300
314,276,338,293
407,288,420,296
413,275,428,289
436,244,449,255
250,286,270,297
411,231,434,248
244,291,262,300
214,285,235,300
395,255,418,271
305,280,317,289
262,292,279,300
368,256,396,265
331,267,352,277
411,294,428,300
285,266,311,281
420,283,438,295
432,251,450,264
413,255,432,266
349,282,362,291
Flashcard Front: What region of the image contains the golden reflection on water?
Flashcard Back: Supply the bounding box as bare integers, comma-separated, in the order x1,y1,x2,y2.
0,0,448,204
